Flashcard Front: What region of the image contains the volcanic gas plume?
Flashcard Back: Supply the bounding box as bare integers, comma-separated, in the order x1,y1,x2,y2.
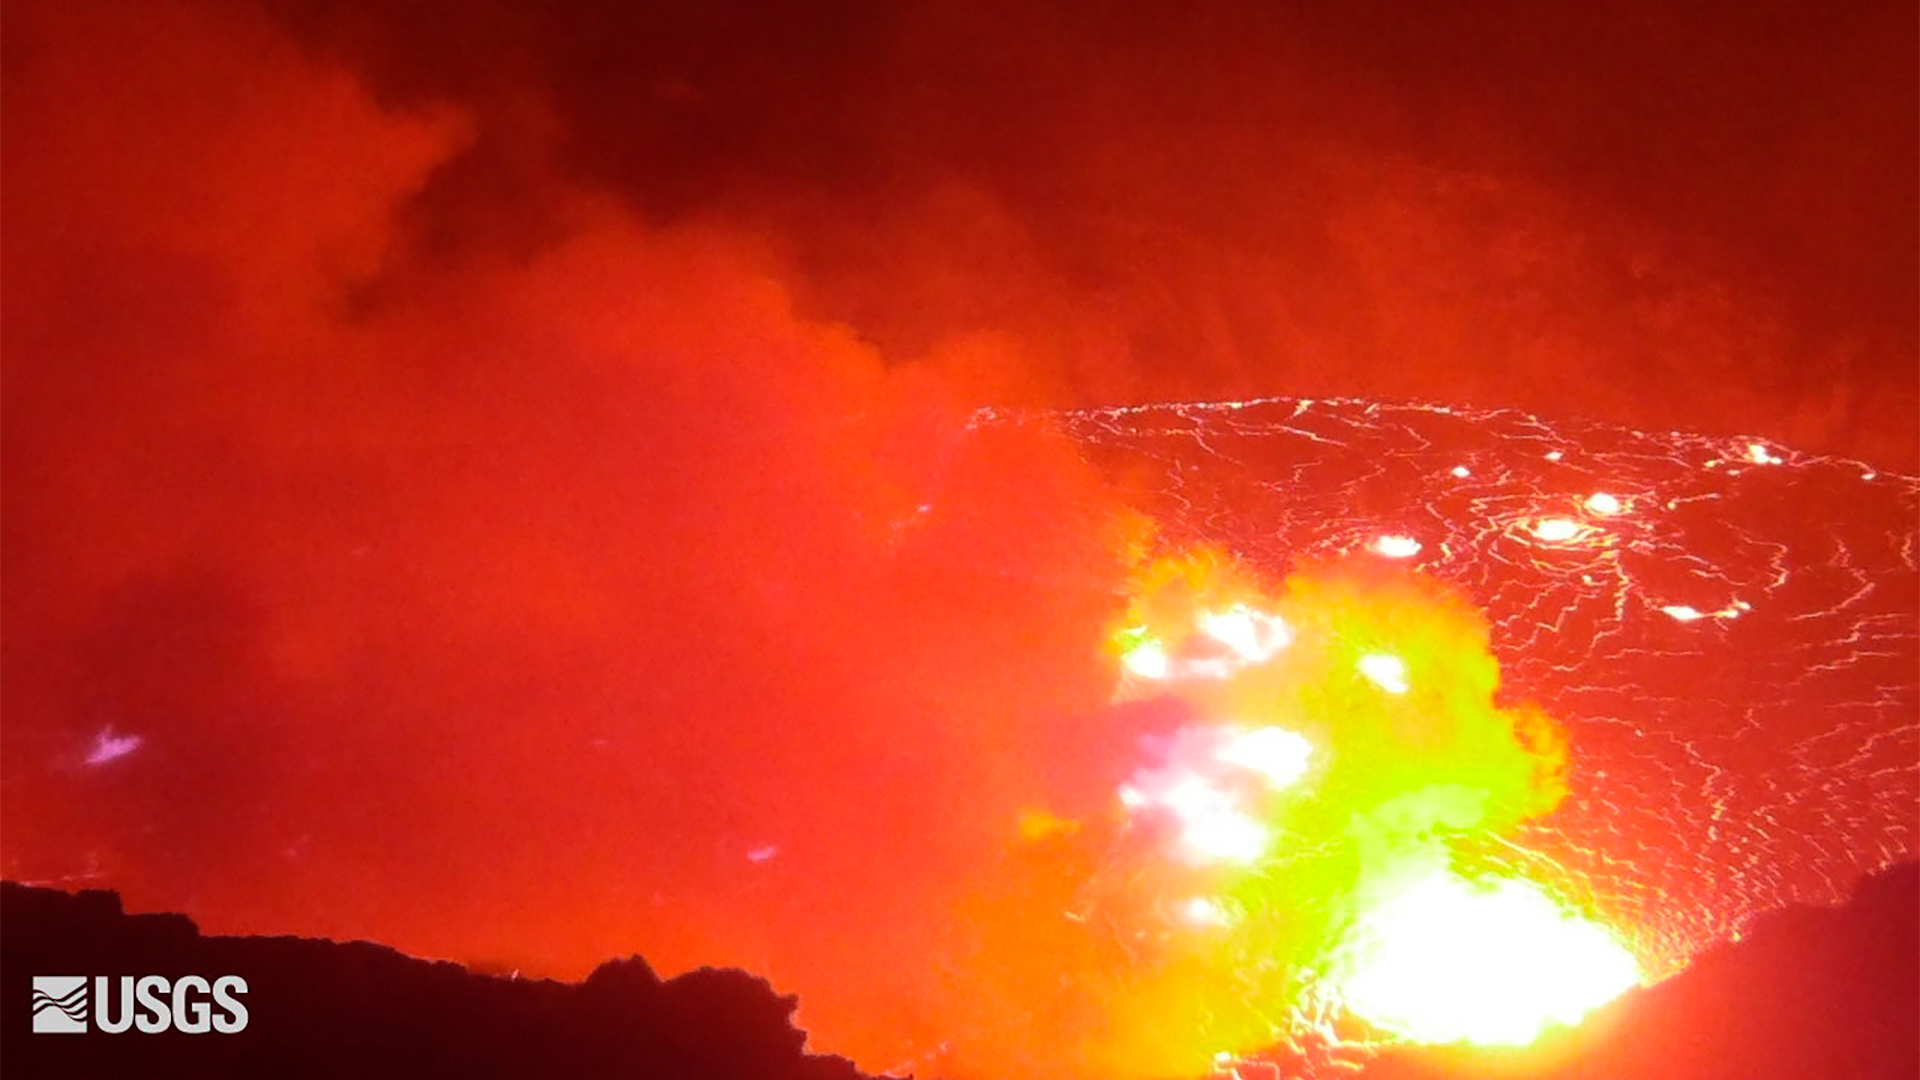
2,2,1915,1080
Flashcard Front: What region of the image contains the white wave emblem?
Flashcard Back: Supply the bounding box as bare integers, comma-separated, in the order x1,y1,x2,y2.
32,976,87,1033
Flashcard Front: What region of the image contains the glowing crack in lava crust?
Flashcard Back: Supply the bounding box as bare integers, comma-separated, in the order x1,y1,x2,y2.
956,395,1917,1077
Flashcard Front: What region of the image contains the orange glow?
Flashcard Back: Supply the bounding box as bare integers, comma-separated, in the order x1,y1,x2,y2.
1017,808,1081,842
4,2,1913,1078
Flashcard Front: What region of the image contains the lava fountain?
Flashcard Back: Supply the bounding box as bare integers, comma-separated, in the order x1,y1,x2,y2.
943,543,1644,1079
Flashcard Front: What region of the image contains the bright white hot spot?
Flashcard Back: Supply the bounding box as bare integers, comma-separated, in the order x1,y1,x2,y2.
1583,492,1624,515
1530,518,1582,542
1179,807,1270,864
1661,601,1747,623
1372,534,1423,559
1358,653,1411,695
1197,604,1292,663
1152,774,1272,864
1123,639,1171,680
1338,871,1641,1047
1215,726,1313,790
1179,896,1234,928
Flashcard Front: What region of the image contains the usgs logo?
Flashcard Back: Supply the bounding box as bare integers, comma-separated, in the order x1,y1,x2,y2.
32,975,248,1034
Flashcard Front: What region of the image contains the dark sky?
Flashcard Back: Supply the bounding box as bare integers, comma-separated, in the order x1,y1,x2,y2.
2,2,1914,1077
263,0,1917,465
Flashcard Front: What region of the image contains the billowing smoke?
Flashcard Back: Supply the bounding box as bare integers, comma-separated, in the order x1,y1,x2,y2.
2,0,1135,1065
261,0,1918,468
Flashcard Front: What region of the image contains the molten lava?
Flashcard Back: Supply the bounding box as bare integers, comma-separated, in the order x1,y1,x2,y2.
1337,868,1641,1046
963,544,1643,1076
